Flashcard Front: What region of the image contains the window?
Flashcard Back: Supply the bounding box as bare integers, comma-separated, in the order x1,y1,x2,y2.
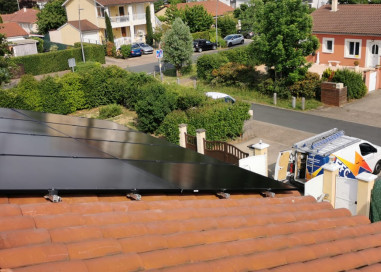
359,143,377,156
96,3,105,18
345,39,361,58
372,44,379,55
322,38,334,53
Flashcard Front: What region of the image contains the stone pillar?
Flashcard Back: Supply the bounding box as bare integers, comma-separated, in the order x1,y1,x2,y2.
250,140,270,177
150,3,155,28
196,129,206,155
248,109,253,119
322,163,339,208
356,172,377,217
178,124,187,148
128,5,134,42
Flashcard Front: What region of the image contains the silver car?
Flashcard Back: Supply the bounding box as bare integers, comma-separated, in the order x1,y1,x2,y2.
133,43,153,54
224,34,244,47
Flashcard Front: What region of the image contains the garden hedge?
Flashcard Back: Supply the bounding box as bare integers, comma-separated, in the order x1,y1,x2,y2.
12,44,105,76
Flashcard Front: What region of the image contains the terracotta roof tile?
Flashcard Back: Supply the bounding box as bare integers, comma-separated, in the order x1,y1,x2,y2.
0,22,28,38
312,4,381,36
67,20,99,32
0,216,35,232
0,244,68,268
12,261,87,272
0,197,8,204
34,214,86,229
0,195,381,270
96,0,149,6
1,8,38,24
0,229,50,249
49,226,103,243
84,253,143,272
177,0,234,17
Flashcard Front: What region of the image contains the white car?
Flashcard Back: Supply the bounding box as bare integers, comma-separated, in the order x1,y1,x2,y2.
205,92,235,103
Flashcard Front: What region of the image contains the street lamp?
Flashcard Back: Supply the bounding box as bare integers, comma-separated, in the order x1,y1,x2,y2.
215,0,218,47
78,2,86,62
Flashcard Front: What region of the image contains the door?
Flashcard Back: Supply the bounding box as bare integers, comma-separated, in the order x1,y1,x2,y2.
370,44,379,67
335,177,358,215
274,150,292,181
119,6,125,16
121,27,127,37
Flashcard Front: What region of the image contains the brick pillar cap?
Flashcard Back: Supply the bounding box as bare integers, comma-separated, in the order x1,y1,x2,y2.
250,140,269,150
356,172,378,182
323,163,340,171
179,124,187,128
196,129,206,133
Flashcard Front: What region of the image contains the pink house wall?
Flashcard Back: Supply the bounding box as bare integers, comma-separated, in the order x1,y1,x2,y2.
309,34,381,67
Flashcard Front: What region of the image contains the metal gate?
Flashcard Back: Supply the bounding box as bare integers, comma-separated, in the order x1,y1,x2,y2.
185,133,196,151
369,71,377,92
204,139,249,166
335,177,358,215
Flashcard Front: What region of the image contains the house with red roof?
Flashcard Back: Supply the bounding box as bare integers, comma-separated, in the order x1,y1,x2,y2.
1,7,39,34
310,0,381,68
176,0,234,18
50,0,157,48
0,22,38,57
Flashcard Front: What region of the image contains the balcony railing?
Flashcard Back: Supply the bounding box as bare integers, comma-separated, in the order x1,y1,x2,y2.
110,15,130,23
114,37,131,49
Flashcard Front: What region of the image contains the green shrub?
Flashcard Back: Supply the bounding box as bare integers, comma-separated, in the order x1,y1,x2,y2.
166,84,206,110
74,61,101,72
12,45,105,75
59,72,86,113
332,68,367,99
157,110,188,144
197,53,229,80
257,78,291,99
192,31,210,40
186,101,250,141
120,44,132,58
210,62,260,87
99,104,122,119
220,46,254,65
322,68,334,81
209,35,226,48
135,84,177,133
288,72,321,99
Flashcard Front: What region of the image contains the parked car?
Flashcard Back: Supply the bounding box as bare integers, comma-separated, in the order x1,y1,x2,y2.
224,34,244,47
205,92,235,103
193,39,217,53
238,29,254,39
130,44,142,57
133,42,153,54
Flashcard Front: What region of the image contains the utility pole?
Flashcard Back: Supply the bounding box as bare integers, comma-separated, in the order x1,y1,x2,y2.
78,2,86,63
215,0,218,47
16,0,20,10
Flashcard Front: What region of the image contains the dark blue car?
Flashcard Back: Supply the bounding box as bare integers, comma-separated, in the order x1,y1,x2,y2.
130,44,142,57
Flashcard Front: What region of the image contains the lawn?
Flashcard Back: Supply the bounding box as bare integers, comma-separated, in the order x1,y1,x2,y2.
156,66,322,111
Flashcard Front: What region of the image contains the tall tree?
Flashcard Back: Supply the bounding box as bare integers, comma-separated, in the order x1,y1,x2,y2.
183,5,213,33
0,33,12,85
105,12,114,42
163,17,193,76
145,6,153,46
0,0,18,14
251,0,319,82
36,0,67,34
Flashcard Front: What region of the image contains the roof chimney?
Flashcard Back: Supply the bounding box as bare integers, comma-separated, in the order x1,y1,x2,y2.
331,0,338,12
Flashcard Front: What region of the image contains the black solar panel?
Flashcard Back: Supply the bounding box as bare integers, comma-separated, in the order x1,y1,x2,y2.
0,108,295,193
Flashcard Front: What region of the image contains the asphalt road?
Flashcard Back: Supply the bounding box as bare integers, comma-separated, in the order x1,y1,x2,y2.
251,103,381,146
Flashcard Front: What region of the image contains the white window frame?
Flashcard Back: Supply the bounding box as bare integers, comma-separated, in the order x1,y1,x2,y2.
96,3,105,18
322,37,334,53
345,39,362,59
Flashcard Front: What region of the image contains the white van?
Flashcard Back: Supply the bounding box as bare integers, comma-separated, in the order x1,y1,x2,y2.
274,128,381,185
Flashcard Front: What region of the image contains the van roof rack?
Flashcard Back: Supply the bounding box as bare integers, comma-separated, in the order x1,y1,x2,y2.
293,128,360,157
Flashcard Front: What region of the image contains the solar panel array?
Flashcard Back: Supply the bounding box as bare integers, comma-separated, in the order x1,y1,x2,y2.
0,108,295,193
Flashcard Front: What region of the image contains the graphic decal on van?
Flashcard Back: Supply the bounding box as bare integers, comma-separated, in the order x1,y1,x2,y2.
335,152,372,178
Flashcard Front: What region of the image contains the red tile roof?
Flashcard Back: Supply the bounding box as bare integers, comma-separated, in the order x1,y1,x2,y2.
67,20,99,32
0,22,28,38
1,8,39,24
312,4,381,36
95,0,150,5
177,0,234,17
1,193,381,271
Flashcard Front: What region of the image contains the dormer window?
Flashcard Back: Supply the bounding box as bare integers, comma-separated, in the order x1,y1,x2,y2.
97,3,105,18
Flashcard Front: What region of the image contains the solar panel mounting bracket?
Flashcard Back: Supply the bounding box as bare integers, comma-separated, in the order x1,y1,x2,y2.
44,189,62,203
216,192,230,199
127,191,141,201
